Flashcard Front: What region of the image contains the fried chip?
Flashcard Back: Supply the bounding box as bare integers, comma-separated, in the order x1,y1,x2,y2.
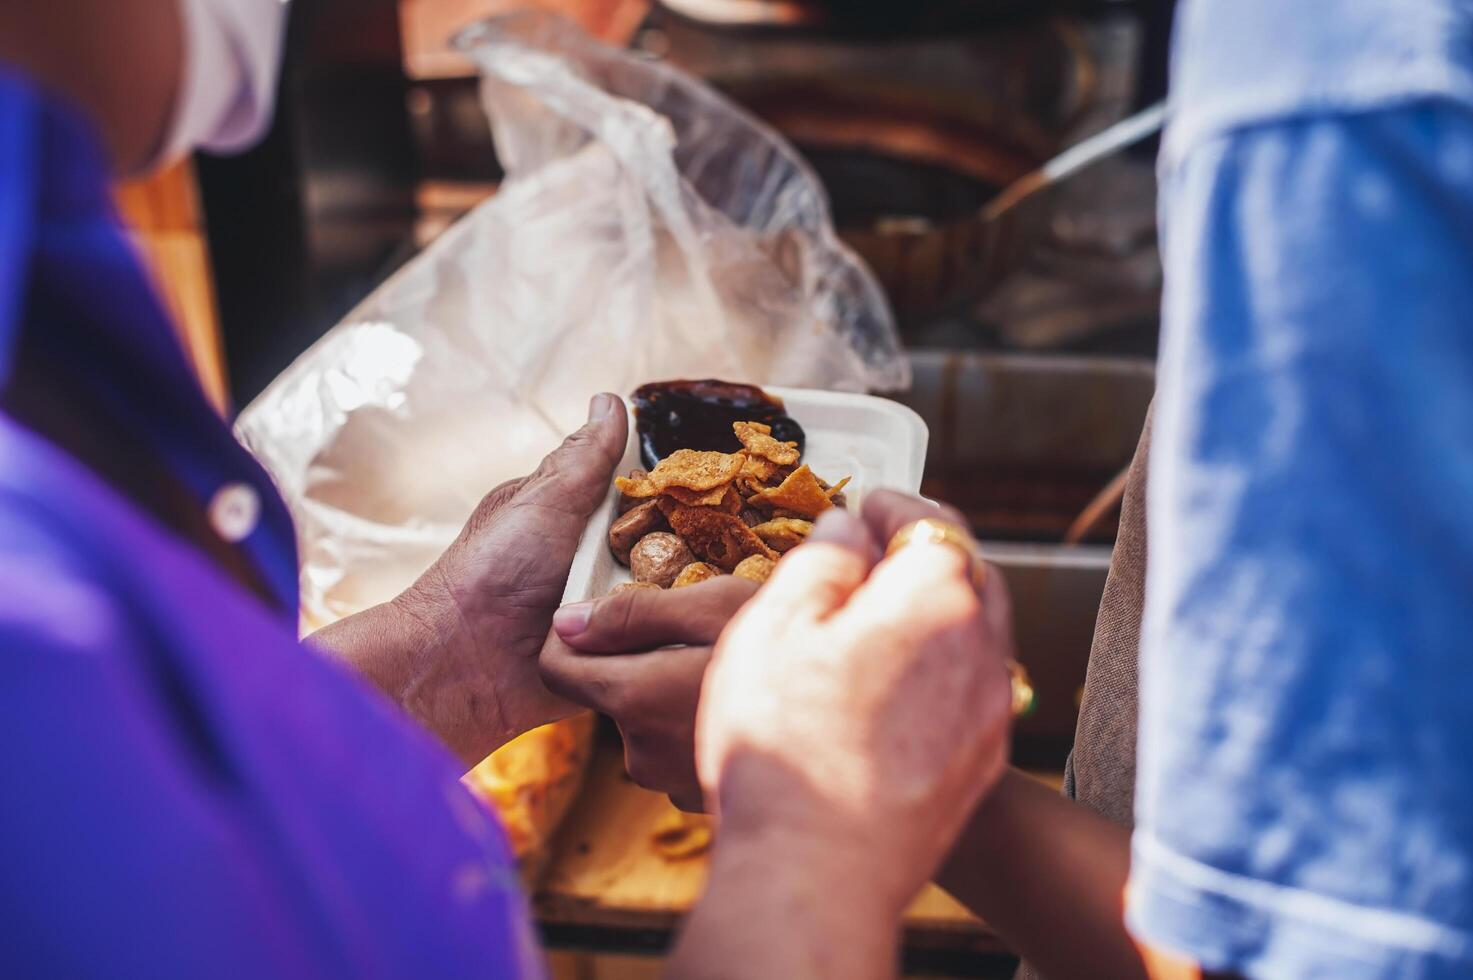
717,486,744,514
665,484,732,508
750,465,833,519
664,485,744,514
651,807,713,861
738,453,783,486
661,499,778,571
826,476,852,498
672,562,721,588
609,581,662,596
751,518,813,553
733,421,800,466
615,470,655,512
737,477,770,501
733,554,777,584
614,472,658,499
649,449,747,493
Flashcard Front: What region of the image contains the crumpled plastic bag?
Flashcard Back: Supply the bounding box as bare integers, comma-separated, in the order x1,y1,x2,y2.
237,12,904,628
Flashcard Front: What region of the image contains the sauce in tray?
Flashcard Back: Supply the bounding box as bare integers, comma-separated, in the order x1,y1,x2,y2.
631,380,806,471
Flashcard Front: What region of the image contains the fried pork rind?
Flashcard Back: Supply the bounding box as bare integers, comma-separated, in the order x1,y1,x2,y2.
614,471,658,500
660,499,778,571
608,416,844,592
664,484,731,508
738,454,784,486
751,517,813,552
664,485,744,514
616,470,654,513
733,421,800,466
672,562,722,588
651,806,713,861
736,477,771,500
750,464,836,519
733,554,777,584
713,486,744,514
649,449,747,493
609,581,662,595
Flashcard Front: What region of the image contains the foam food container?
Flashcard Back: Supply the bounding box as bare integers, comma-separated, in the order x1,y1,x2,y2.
562,387,929,603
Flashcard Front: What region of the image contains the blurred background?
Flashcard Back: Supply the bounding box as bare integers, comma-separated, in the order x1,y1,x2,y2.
117,1,1172,974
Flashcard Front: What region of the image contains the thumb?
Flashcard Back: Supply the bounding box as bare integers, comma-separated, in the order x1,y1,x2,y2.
517,393,629,521
554,575,758,652
743,508,878,624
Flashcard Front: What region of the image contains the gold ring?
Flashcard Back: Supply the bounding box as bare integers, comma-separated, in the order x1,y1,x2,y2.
886,518,1036,718
886,518,987,591
1009,660,1037,719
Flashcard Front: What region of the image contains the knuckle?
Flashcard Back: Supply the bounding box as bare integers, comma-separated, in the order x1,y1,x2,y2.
672,792,706,814
527,433,612,504
609,590,646,641
587,673,622,714
482,477,523,507
537,654,575,695
695,578,756,625
624,747,659,790
597,684,624,717
464,479,523,535
532,429,597,477
540,647,619,711
937,501,969,529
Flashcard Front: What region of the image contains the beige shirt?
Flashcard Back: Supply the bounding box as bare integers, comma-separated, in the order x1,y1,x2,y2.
1016,405,1151,979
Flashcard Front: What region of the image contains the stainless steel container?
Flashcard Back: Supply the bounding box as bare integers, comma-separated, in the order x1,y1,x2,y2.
892,350,1154,765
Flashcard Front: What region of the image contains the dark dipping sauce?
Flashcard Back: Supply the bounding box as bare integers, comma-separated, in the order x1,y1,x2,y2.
632,379,806,471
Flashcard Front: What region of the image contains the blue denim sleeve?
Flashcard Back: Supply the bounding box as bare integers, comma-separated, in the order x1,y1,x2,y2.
1128,102,1473,979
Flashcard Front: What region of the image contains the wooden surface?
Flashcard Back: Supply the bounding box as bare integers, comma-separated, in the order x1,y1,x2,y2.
535,734,1018,957
114,160,229,413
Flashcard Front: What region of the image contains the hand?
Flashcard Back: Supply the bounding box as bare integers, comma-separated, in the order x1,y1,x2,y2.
310,394,627,765
698,491,1016,916
541,576,758,811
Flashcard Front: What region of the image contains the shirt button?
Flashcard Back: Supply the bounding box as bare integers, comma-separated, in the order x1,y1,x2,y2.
209,482,261,543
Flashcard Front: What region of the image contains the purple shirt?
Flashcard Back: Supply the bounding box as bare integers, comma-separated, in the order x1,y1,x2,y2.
0,75,541,977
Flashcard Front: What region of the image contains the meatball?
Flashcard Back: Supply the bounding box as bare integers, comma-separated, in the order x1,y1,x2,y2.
630,532,696,588
609,500,666,565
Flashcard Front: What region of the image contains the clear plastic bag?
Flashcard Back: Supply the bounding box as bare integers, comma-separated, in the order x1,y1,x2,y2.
237,12,904,627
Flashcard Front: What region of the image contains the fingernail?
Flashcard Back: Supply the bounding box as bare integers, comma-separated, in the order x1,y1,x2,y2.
588,393,619,422
553,601,595,637
808,509,861,545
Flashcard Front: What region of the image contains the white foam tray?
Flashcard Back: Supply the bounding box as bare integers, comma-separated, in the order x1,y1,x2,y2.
562,386,929,604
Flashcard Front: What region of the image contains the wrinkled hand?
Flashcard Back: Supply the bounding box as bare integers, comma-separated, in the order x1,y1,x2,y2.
311,395,627,765
541,576,758,811
699,491,1016,915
